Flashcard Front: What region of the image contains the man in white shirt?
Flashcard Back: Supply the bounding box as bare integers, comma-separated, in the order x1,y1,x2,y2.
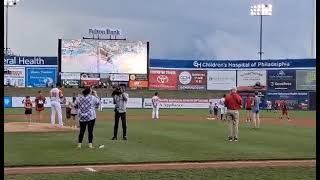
152,92,160,119
219,94,227,121
50,82,64,126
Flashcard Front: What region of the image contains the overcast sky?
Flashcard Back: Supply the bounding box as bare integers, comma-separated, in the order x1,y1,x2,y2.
5,0,315,60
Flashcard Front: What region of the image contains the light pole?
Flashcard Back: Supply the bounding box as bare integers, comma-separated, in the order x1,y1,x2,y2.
250,4,272,60
4,0,20,55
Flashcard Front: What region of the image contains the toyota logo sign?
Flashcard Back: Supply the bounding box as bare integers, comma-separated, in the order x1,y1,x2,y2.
157,75,169,84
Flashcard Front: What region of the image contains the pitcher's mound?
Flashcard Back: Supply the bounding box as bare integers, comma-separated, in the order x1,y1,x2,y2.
4,122,78,133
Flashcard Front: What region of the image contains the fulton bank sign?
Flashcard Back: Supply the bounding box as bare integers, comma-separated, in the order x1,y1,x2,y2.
4,56,58,66
88,28,121,36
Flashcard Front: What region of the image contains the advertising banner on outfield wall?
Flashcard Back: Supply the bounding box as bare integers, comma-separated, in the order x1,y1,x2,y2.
143,98,213,108
177,70,207,90
129,80,149,89
207,71,236,90
60,72,81,80
266,91,309,110
150,58,316,70
100,98,142,108
110,74,129,82
237,70,267,87
62,79,80,87
129,74,148,81
4,96,12,108
267,70,296,91
149,69,177,90
12,97,52,108
26,67,57,87
80,73,100,87
4,66,25,87
296,70,316,91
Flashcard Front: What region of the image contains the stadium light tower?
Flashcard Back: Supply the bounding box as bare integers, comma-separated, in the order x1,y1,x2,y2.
4,0,20,55
250,3,272,60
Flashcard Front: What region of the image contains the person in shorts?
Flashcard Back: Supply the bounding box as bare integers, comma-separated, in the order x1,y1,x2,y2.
213,103,219,119
35,90,46,122
266,100,272,112
67,96,78,128
208,102,214,119
280,100,290,121
245,95,253,123
24,96,33,124
252,91,261,129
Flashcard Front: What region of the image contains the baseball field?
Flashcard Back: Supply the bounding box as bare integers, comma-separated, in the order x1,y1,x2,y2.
4,88,316,179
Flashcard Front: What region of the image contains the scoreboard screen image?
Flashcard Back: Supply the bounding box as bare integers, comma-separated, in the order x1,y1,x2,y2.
61,39,148,74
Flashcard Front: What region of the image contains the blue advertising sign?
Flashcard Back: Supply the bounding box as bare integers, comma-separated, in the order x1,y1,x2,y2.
26,68,57,87
150,59,316,70
4,56,58,66
4,96,12,108
266,91,309,110
267,70,296,91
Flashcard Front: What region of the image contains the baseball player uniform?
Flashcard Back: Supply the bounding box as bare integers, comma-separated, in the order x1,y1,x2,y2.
151,95,160,119
50,87,63,126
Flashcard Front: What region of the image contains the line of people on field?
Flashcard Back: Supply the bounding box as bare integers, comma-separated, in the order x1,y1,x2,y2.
206,87,291,142
22,83,130,149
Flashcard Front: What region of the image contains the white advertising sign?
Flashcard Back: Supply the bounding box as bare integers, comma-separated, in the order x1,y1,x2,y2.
12,97,53,108
237,70,267,86
207,71,236,90
4,67,25,87
143,98,215,109
110,74,129,82
100,98,142,108
60,72,81,80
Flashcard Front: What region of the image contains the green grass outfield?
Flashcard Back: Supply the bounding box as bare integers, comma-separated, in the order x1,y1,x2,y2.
4,108,316,167
4,167,316,180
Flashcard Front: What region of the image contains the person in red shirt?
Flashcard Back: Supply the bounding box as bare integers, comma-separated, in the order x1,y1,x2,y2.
280,100,290,121
24,96,33,124
245,95,253,123
224,87,243,142
35,90,46,122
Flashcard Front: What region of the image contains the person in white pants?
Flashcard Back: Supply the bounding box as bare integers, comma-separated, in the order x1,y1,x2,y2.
152,92,160,119
50,83,63,126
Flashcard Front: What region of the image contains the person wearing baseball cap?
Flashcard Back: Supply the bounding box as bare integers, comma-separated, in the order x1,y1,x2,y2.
224,86,243,142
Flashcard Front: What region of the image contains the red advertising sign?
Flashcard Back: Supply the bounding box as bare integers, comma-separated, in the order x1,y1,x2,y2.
129,80,149,89
149,69,177,90
80,73,100,87
177,70,207,90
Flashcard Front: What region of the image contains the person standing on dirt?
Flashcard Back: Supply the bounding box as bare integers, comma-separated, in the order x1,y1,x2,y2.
280,100,290,121
224,87,242,142
75,87,100,148
50,82,64,126
24,96,33,125
35,90,46,122
111,86,129,140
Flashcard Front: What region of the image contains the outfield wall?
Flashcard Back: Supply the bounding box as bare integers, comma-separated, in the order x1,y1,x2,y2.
4,96,313,110
4,57,316,92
